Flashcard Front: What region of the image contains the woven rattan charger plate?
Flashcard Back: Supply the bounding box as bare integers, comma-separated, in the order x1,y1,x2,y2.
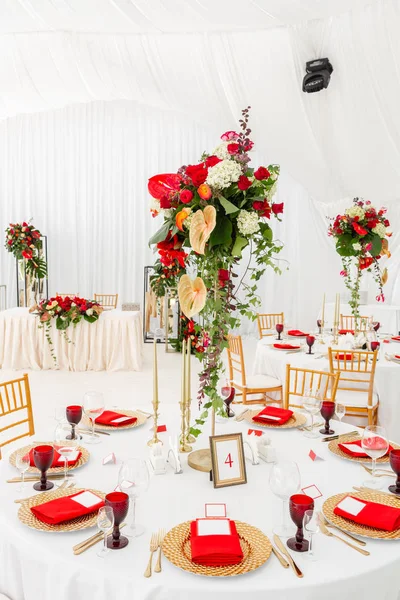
18,486,105,533
327,433,400,464
9,443,90,475
243,410,307,429
322,490,400,540
82,409,147,431
162,520,272,576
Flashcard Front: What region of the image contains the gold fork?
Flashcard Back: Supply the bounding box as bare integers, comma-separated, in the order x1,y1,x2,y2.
144,532,159,578
154,528,166,573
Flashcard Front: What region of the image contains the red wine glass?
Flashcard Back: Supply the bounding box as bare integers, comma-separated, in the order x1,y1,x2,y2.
33,445,55,491
276,323,284,341
306,335,315,355
319,401,336,435
371,341,380,352
389,450,400,496
287,494,314,552
105,492,130,549
221,384,235,417
373,322,380,332
66,405,82,440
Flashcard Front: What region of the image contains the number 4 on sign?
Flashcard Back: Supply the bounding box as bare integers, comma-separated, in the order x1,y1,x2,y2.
225,453,234,468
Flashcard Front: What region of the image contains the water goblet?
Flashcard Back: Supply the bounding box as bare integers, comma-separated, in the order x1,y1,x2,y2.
97,506,114,557
15,451,30,493
276,323,283,341
319,401,335,435
83,391,105,444
303,509,320,561
54,405,66,424
287,494,314,552
388,449,400,496
302,390,321,438
221,383,235,417
118,458,150,537
66,405,82,440
335,403,345,423
306,335,315,355
32,445,55,491
373,322,380,333
54,422,78,483
269,461,301,537
105,492,130,549
362,425,389,490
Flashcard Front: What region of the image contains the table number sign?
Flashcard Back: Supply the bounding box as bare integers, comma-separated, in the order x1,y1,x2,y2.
301,484,323,499
209,433,247,489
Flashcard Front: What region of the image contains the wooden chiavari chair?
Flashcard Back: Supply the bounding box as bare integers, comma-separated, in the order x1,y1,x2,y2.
56,293,78,299
227,334,282,405
284,364,340,410
94,293,118,310
328,347,378,425
257,312,284,339
0,374,35,459
340,314,370,332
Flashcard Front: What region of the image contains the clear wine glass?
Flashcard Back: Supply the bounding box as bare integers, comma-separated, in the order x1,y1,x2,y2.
362,425,389,489
303,509,320,561
118,458,150,537
335,403,345,422
97,506,114,558
302,389,322,438
54,422,78,483
54,405,66,424
16,451,30,493
269,461,300,537
83,391,105,444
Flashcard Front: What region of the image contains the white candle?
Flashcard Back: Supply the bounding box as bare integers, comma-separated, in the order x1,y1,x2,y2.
181,339,186,405
153,336,159,407
321,293,325,325
186,341,191,405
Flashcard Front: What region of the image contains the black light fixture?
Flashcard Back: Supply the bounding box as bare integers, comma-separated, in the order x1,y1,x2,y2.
302,58,333,93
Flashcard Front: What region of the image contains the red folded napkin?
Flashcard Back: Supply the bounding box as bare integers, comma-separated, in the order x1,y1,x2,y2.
339,329,354,335
338,438,392,458
334,495,400,532
25,448,82,468
273,343,300,350
252,406,293,426
31,490,104,525
190,519,243,566
287,330,308,336
334,353,353,361
392,337,400,342
94,410,137,427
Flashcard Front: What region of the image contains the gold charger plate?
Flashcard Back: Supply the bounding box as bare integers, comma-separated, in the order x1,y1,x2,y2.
9,443,90,474
322,490,400,540
162,520,272,576
18,486,105,533
82,409,147,431
327,433,400,464
243,409,307,429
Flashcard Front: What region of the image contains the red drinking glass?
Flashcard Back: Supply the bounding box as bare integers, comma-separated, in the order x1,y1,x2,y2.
287,494,314,552
66,405,82,440
371,341,380,352
105,492,130,549
389,449,400,496
33,445,55,491
319,401,336,435
276,323,284,341
306,335,315,355
221,385,235,417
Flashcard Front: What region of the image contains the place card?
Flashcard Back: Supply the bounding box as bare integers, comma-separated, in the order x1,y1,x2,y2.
71,491,103,508
110,416,132,424
341,443,365,453
63,451,80,463
205,503,227,518
336,496,366,516
102,452,116,465
157,425,167,433
197,518,231,536
309,449,324,461
119,479,135,491
301,484,323,499
247,429,263,437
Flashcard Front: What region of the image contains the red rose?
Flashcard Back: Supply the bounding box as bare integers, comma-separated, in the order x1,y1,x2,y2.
7,240,12,245
237,175,252,191
22,249,33,259
198,184,212,200
218,269,230,282
22,222,28,227
180,189,194,204
227,143,239,155
253,200,271,218
205,155,222,168
367,219,378,229
384,219,390,227
272,202,284,215
159,195,172,209
254,166,271,180
31,230,41,239
353,222,368,236
185,163,208,187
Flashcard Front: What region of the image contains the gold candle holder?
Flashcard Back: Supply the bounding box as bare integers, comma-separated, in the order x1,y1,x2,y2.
147,335,162,447
180,339,192,453
185,340,196,444
332,293,339,344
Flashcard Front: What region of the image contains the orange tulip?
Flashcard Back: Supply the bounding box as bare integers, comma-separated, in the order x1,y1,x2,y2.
175,208,191,232
178,275,207,318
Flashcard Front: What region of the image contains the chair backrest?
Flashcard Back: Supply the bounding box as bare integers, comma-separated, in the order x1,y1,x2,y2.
94,293,118,309
56,293,78,299
340,314,370,332
0,374,35,456
227,335,246,386
328,347,377,407
284,364,340,409
257,312,284,338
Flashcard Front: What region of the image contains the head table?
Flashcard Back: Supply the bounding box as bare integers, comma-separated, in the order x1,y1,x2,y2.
0,404,399,600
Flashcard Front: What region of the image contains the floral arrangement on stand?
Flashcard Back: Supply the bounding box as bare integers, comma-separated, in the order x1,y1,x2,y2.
5,221,47,279
170,315,209,354
328,198,390,322
148,107,284,436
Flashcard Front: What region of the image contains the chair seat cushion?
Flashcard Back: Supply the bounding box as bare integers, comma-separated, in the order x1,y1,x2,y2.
232,374,281,390
335,389,379,408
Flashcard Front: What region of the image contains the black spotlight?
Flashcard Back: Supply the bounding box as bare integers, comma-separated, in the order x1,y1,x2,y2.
302,58,333,93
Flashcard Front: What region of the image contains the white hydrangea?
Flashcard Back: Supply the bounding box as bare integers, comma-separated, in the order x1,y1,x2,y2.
212,141,231,160
162,209,174,219
353,242,362,251
372,222,386,238
237,210,260,236
345,206,365,220
206,159,242,189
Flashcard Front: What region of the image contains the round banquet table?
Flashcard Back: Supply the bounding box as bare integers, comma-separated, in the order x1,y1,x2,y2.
1,405,400,600
254,338,400,442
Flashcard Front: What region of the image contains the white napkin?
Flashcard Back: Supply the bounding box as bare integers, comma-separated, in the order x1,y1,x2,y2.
71,491,103,508
197,519,231,536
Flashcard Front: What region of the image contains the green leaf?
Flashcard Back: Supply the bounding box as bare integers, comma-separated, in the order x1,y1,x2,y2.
56,316,69,330
370,234,382,257
219,197,240,215
209,217,232,248
336,234,357,257
232,236,248,257
84,315,97,324
148,222,171,246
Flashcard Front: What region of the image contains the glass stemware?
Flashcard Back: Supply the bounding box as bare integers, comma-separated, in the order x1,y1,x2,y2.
388,449,400,496
105,492,130,549
221,382,235,417
303,509,320,561
306,335,315,355
54,422,78,483
269,461,300,537
372,321,380,333
275,323,283,341
362,425,389,489
118,458,150,537
32,445,54,491
97,506,114,557
287,494,314,552
54,405,66,424
302,390,322,438
16,451,30,493
335,403,345,423
66,405,82,440
320,401,336,435
83,391,105,444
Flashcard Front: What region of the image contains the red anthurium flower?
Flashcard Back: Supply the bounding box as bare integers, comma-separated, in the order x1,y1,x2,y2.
359,256,374,270
22,249,33,259
159,195,172,209
353,222,368,236
148,173,182,200
272,202,284,215
254,166,271,180
237,175,252,191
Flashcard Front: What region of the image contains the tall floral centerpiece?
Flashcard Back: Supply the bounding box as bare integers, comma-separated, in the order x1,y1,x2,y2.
328,198,390,322
148,108,284,436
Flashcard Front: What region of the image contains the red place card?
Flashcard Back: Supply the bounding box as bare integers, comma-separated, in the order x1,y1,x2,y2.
157,425,167,433
248,429,263,437
309,449,324,461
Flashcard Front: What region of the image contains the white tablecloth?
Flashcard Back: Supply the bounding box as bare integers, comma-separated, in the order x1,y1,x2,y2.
319,302,400,334
0,308,143,371
254,339,400,441
1,404,400,600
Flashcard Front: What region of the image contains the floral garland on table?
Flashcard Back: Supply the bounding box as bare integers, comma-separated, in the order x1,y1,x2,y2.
148,107,284,437
5,221,47,279
328,198,390,321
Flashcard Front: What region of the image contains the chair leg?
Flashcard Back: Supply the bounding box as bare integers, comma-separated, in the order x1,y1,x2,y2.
367,409,373,426
242,390,247,405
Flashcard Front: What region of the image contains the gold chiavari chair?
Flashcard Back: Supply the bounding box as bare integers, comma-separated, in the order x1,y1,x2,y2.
94,293,118,310
328,347,378,425
227,334,282,405
284,364,340,410
340,314,370,332
56,293,78,299
0,374,35,459
257,312,285,339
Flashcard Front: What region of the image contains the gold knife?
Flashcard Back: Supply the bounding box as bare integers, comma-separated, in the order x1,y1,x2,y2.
271,545,289,568
273,534,303,578
7,473,74,483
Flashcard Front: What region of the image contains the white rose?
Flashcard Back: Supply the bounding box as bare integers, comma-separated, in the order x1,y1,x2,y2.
353,242,362,251
86,308,94,316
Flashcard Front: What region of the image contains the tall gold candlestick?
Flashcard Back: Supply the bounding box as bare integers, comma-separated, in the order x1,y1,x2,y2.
185,341,195,444
148,335,161,446
321,293,325,329
180,339,192,453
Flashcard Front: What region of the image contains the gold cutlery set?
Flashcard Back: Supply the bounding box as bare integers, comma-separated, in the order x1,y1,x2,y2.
144,529,166,577
73,524,126,555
